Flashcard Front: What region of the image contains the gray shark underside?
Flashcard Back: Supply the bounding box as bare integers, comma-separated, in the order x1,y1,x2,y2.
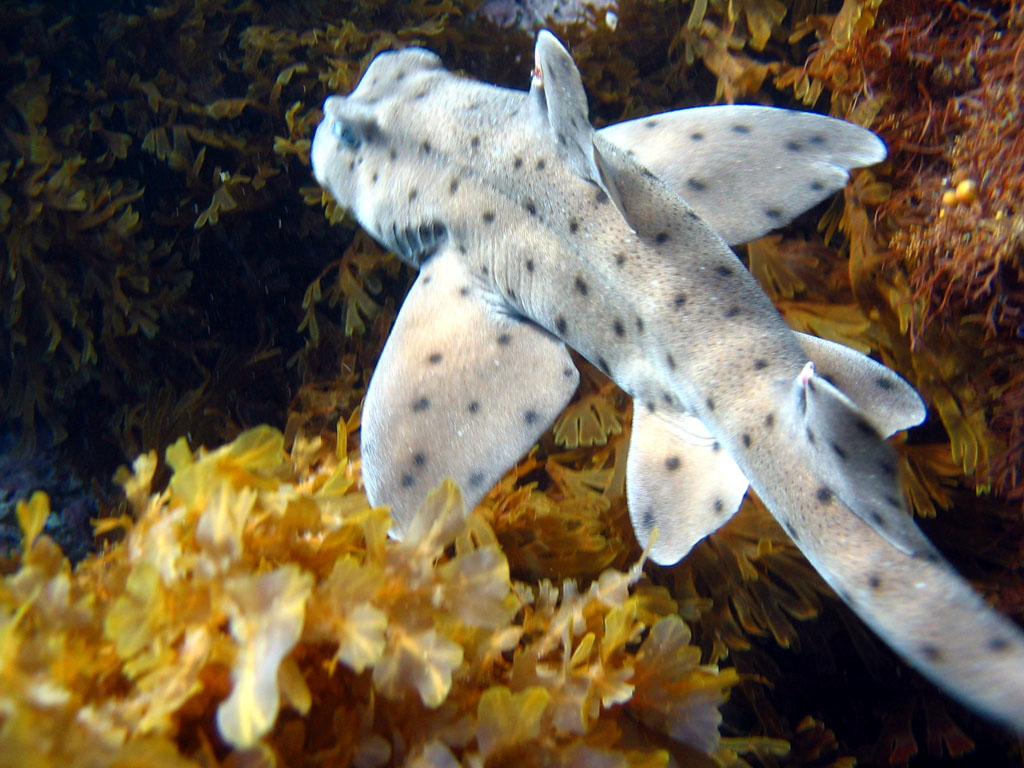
311,32,1024,736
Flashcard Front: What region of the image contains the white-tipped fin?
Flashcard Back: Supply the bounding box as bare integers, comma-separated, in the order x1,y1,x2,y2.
626,406,749,565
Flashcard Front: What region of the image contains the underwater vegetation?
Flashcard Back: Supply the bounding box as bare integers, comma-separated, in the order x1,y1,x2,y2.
1,0,1023,765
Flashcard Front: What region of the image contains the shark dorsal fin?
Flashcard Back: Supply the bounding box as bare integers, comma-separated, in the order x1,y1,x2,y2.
529,30,632,230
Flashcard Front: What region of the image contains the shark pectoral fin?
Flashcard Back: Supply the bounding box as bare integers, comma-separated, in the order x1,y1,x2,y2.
796,333,926,437
626,406,749,565
597,105,886,245
361,246,580,537
530,30,633,231
794,362,925,555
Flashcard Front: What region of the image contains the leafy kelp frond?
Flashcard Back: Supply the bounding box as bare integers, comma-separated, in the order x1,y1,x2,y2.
0,422,747,765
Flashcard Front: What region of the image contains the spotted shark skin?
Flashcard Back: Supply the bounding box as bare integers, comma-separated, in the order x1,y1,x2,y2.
312,31,1024,736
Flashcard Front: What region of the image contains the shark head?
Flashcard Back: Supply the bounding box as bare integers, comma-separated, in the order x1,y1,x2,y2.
312,48,447,262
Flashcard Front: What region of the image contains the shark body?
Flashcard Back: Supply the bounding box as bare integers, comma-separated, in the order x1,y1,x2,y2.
312,32,1024,735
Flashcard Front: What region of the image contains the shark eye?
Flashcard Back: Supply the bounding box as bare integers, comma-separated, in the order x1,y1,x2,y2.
331,120,360,149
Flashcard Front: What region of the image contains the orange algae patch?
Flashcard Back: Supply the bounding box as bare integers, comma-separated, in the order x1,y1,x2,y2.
0,424,742,765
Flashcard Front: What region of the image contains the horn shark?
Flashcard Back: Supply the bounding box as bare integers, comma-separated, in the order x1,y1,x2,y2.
312,31,1024,736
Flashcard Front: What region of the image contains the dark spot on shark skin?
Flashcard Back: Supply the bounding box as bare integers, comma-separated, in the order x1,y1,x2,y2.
513,156,523,169
806,427,815,444
413,452,426,467
569,219,580,234
867,574,882,589
642,506,655,530
782,521,800,543
459,286,470,297
481,265,489,276
665,456,681,471
412,397,430,412
615,253,626,267
765,208,783,221
413,89,428,100
816,486,833,503
655,232,671,244
662,391,673,406
715,265,733,277
706,397,715,412
742,433,751,448
598,356,610,373
468,471,485,488
557,132,566,146
712,441,721,452
645,119,658,128
674,293,687,309
724,306,741,318
989,637,1011,652
468,401,480,414
401,473,415,487
810,134,826,145
524,409,539,426
874,376,895,391
753,359,768,370
420,140,431,154
449,178,459,194
563,367,574,378
422,276,432,285
497,333,512,346
595,188,609,205
526,259,535,272
524,200,537,216
686,177,707,192
372,172,378,184
810,180,825,192
482,211,495,224
389,148,397,161
645,402,656,414
878,460,897,478
408,188,418,201
870,511,887,529
428,352,442,364
884,494,902,509
921,644,943,663
690,131,704,141
666,353,676,370
536,159,546,171
764,412,775,428
785,140,802,152
831,442,848,460
394,70,406,81
731,124,751,134
470,135,480,149
574,275,588,295
613,319,625,337
556,315,568,334
713,498,725,514
348,159,355,172
635,316,644,333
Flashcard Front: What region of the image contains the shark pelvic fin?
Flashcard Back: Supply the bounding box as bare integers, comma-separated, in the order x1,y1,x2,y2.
627,406,749,565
